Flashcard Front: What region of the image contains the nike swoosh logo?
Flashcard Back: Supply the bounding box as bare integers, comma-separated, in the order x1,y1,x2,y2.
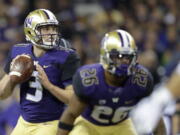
43,65,51,68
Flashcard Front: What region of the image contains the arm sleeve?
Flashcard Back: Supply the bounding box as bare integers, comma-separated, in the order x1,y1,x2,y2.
73,71,90,103
61,52,80,82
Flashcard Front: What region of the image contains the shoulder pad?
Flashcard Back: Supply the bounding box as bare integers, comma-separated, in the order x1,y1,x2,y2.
60,38,72,48
134,64,149,74
56,38,75,51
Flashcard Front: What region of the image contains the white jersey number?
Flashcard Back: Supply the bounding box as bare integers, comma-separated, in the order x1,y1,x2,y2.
91,105,132,124
26,71,43,102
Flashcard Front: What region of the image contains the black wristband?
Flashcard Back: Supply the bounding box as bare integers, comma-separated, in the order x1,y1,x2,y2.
58,121,73,131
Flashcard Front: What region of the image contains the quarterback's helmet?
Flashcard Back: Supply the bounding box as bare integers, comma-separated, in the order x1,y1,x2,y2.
100,29,137,77
24,9,60,49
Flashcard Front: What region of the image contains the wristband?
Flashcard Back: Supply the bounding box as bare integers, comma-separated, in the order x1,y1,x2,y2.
58,122,73,131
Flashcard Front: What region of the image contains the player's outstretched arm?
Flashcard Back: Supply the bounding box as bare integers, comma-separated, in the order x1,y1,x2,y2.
166,68,180,98
36,64,73,104
131,63,180,134
0,74,16,99
57,93,87,135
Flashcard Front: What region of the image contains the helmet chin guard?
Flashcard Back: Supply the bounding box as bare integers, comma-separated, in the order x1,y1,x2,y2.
111,64,129,76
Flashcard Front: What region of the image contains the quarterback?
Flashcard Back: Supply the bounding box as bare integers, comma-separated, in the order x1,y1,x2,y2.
57,29,154,135
0,9,80,135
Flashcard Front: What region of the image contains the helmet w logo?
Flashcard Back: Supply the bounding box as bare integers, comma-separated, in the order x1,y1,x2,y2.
24,17,33,27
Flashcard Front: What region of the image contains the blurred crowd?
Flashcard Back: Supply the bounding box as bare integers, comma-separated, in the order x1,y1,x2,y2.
0,0,179,134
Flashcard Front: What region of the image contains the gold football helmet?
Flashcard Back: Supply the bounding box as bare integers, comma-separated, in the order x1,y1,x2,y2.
24,9,59,49
100,29,138,76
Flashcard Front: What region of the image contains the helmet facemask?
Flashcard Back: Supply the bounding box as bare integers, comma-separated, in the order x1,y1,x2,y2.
35,24,60,49
102,49,137,77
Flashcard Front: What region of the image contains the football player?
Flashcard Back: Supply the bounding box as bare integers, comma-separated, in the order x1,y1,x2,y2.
57,29,154,135
131,61,180,134
0,9,80,135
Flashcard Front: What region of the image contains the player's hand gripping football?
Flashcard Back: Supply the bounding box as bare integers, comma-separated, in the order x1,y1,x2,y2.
9,54,34,84
36,64,52,90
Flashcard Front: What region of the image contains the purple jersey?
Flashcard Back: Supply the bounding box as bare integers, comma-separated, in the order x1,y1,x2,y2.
73,64,153,126
4,43,80,123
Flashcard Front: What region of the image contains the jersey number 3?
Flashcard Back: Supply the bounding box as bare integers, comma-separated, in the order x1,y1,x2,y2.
26,71,43,102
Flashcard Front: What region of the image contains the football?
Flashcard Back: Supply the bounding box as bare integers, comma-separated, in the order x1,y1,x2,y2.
9,54,34,83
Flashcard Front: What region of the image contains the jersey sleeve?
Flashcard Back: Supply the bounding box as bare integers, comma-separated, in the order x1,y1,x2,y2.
134,68,154,100
61,51,80,82
3,44,28,73
73,70,90,103
4,49,12,73
144,71,154,97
